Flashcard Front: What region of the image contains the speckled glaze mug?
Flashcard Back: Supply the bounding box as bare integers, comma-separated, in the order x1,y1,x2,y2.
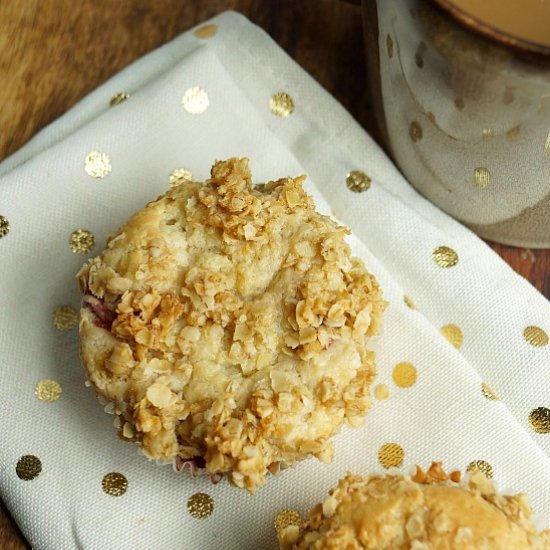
363,0,550,247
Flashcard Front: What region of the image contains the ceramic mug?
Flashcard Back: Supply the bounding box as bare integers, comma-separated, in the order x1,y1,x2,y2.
362,0,550,247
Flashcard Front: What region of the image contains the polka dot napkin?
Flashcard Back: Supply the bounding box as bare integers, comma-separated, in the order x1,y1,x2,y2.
0,11,549,550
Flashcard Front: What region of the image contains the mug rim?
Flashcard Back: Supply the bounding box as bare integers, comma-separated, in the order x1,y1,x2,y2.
433,0,550,56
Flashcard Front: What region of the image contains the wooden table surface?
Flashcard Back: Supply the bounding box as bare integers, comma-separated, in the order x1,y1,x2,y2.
1,1,548,547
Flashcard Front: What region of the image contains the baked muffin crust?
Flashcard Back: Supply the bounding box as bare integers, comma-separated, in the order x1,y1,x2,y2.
78,158,386,492
279,464,550,549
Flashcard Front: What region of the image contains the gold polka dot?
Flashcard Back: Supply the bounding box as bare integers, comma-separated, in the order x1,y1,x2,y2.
409,121,422,142
16,455,42,480
481,382,499,401
169,168,193,188
529,407,550,433
467,460,493,478
346,170,371,193
110,92,130,106
524,325,548,347
544,131,550,156
378,442,405,469
269,92,295,117
386,34,394,58
506,125,520,140
481,128,493,138
0,215,9,238
193,24,218,39
69,229,95,255
35,379,62,402
85,151,112,178
415,42,426,68
440,324,463,349
182,87,209,114
53,305,78,330
432,246,458,268
374,384,390,400
392,362,417,388
403,294,416,309
187,492,214,519
474,167,491,188
102,472,128,496
502,86,514,105
274,509,302,534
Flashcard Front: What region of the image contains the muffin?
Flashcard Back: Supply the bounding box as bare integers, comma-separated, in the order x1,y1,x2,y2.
279,463,550,549
77,157,386,492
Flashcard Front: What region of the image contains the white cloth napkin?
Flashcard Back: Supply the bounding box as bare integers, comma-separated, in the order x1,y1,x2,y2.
0,11,549,550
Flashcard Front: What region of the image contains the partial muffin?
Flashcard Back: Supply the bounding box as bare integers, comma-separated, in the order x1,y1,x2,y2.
279,463,550,549
77,158,386,492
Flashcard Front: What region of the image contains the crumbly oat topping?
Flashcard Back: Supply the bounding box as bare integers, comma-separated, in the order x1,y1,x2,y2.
77,158,386,492
280,465,550,549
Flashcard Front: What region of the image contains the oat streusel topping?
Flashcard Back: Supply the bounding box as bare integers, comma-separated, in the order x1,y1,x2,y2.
77,158,386,492
279,465,550,549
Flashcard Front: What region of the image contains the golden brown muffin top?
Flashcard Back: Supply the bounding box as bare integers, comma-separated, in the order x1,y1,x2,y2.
78,158,386,492
280,464,550,549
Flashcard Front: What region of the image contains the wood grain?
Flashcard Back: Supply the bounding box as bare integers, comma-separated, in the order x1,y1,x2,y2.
0,0,372,162
0,1,548,547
